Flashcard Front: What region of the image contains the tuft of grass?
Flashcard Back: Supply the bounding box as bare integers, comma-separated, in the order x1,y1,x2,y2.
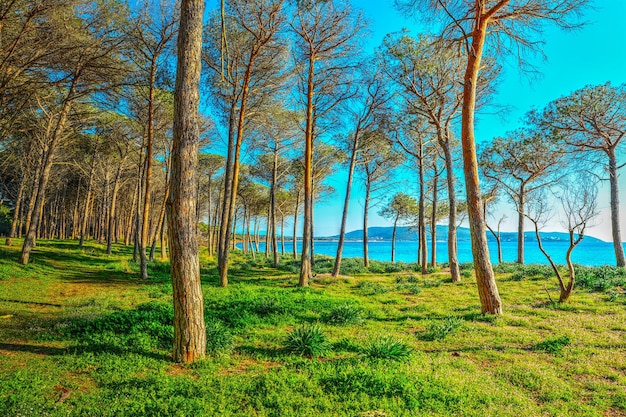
284,323,330,358
362,336,412,361
322,303,364,325
205,319,233,355
419,316,464,341
532,336,570,355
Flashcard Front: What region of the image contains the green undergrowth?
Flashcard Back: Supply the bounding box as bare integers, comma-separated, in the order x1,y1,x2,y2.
0,240,625,416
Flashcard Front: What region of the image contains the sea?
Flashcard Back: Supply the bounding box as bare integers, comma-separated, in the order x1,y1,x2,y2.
243,239,623,267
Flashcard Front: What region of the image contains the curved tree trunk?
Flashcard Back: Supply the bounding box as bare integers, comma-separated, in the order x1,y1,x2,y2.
608,148,625,267
167,0,206,363
431,166,438,268
461,13,502,314
418,155,427,274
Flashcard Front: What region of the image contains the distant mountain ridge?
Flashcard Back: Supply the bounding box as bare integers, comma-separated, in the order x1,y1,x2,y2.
322,225,605,244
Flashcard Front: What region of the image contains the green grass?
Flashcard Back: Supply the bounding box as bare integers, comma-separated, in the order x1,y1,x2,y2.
0,239,625,416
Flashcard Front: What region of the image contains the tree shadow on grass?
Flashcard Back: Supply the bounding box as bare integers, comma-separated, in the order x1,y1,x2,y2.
0,342,67,356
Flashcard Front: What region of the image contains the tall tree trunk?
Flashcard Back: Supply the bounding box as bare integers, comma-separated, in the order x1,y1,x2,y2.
431,165,438,268
140,63,158,280
80,141,99,248
461,12,502,314
418,155,427,274
5,170,25,246
19,77,77,265
270,145,279,267
332,123,360,276
299,56,315,287
391,217,398,263
442,131,460,282
608,147,625,267
107,156,125,254
517,183,525,264
218,54,257,287
217,103,236,275
293,190,300,259
363,177,371,268
167,0,206,363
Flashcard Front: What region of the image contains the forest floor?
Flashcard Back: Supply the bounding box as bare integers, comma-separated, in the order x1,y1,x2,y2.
0,239,625,416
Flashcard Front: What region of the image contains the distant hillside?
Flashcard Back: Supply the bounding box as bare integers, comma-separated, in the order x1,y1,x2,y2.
323,225,605,244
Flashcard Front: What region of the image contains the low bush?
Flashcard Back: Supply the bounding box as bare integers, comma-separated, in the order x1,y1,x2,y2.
284,323,330,358
362,336,412,361
322,303,363,325
419,316,464,341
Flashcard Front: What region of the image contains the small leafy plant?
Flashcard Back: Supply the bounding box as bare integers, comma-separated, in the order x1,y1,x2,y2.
419,316,464,341
322,303,363,325
284,323,330,358
362,336,412,361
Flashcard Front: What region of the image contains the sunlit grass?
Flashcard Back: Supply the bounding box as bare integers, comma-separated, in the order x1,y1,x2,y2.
0,239,624,416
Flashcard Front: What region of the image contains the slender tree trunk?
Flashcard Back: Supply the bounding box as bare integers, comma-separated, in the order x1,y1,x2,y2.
140,63,158,280
363,178,371,268
293,190,300,259
461,14,502,314
517,183,525,264
270,146,279,267
608,148,625,267
299,56,315,286
6,160,28,245
19,78,77,265
80,141,99,248
392,217,398,263
418,155,427,274
281,216,285,255
332,123,360,276
167,0,206,363
217,103,236,277
107,158,125,254
431,166,438,268
442,135,460,282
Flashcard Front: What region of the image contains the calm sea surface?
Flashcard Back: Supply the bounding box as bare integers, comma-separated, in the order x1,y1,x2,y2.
245,239,622,267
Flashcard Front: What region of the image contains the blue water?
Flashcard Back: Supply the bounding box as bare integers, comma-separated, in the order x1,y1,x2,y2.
242,239,622,267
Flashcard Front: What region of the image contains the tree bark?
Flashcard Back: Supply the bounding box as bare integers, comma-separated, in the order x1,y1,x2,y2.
391,217,398,263
332,123,360,276
461,12,502,314
363,177,371,268
517,183,525,264
442,130,460,282
19,77,77,265
167,0,206,363
270,145,279,267
608,147,625,267
299,56,315,287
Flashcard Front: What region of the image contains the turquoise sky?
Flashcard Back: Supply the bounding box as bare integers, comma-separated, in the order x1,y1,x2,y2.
316,0,626,242
203,0,626,242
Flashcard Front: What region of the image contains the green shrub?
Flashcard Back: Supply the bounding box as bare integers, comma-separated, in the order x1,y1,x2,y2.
67,302,174,352
205,319,233,355
396,283,422,294
419,316,464,341
322,303,363,325
284,323,330,358
339,258,367,275
576,265,626,292
533,336,570,355
355,281,389,295
362,336,412,361
422,278,442,288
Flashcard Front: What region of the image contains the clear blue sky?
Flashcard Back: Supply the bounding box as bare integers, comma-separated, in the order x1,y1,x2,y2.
315,0,626,241
203,0,626,241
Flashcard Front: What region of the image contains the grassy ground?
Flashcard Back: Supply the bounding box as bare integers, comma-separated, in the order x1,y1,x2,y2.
0,239,625,416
